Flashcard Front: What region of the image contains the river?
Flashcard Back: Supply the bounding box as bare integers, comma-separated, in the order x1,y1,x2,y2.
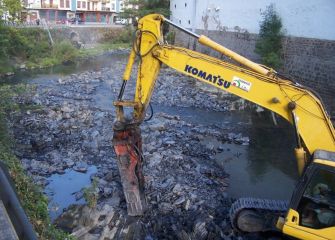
1,52,299,222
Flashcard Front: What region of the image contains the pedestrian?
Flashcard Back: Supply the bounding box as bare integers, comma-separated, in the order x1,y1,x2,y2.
36,19,40,26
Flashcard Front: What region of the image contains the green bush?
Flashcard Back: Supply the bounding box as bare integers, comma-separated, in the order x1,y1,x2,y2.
0,27,79,71
165,31,176,44
83,178,98,208
255,4,283,69
100,27,133,44
53,40,78,63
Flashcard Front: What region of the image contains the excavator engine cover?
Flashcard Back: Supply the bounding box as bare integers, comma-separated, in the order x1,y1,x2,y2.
112,125,146,216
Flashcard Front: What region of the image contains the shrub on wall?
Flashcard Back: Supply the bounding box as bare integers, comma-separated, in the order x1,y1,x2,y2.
100,27,133,44
255,4,283,69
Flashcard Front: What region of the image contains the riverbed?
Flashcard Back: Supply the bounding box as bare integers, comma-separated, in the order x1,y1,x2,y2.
2,52,299,239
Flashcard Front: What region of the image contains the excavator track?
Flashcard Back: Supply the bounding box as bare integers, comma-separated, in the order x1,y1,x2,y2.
229,198,289,233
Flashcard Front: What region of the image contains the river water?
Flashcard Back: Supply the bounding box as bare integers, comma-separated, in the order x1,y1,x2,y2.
2,53,299,219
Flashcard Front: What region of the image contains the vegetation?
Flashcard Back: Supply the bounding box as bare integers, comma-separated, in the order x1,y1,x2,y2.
122,0,170,23
0,26,134,74
83,178,98,208
0,85,72,239
0,26,78,73
255,4,283,69
0,0,22,22
100,27,133,44
78,42,130,58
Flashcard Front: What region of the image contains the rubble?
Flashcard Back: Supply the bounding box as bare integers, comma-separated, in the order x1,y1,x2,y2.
9,55,253,239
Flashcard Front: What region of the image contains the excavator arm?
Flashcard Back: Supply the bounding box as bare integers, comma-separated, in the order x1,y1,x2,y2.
112,14,335,217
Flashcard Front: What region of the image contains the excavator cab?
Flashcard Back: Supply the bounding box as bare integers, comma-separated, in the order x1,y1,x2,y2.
282,150,335,239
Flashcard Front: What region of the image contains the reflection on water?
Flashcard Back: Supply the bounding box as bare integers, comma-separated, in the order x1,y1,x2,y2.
0,52,128,85
224,113,299,200
216,143,298,200
164,106,299,200
45,166,97,221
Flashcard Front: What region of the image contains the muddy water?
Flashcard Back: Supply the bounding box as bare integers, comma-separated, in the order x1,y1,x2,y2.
3,53,299,215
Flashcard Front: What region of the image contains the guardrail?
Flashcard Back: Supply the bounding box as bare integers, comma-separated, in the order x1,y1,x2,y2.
0,162,37,240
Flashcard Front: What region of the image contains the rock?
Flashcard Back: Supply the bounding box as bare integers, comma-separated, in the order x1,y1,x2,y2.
148,122,166,131
61,105,74,113
5,72,14,76
185,199,191,210
148,152,163,167
65,159,75,167
193,221,208,240
173,196,186,205
73,162,88,173
160,177,174,188
108,190,121,207
159,202,173,212
104,172,117,182
73,191,84,201
102,187,113,197
172,183,182,194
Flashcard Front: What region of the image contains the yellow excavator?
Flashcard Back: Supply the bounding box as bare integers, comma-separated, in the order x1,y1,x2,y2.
112,14,335,240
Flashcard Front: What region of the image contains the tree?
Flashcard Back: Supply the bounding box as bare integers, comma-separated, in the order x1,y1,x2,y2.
121,0,170,23
255,4,283,69
0,0,22,22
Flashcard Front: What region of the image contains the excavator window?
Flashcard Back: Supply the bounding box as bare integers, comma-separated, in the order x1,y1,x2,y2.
298,168,335,229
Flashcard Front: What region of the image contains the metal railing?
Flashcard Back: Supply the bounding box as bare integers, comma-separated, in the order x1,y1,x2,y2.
0,162,37,240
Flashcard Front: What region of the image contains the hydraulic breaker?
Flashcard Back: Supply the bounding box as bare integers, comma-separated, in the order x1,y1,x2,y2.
112,124,146,216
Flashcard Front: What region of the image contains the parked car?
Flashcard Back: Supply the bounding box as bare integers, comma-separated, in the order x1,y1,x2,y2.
68,17,84,24
56,19,66,24
115,18,127,25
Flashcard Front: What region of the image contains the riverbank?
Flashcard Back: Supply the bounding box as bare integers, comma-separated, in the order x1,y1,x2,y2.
0,25,131,76
0,85,72,239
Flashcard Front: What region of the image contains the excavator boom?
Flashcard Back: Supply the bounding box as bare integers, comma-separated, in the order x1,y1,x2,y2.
117,14,335,154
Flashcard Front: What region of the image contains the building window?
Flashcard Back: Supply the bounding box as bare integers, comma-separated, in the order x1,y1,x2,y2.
88,2,90,10
77,1,81,8
66,0,70,8
60,0,64,8
111,3,115,10
82,1,86,8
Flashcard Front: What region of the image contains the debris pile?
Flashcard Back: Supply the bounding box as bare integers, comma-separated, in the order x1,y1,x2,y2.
11,57,251,239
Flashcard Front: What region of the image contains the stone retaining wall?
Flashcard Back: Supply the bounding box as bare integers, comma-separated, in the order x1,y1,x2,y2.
174,29,335,116
50,27,124,44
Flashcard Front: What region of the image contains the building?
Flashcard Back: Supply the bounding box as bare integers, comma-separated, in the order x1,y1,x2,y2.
170,0,335,40
25,0,126,24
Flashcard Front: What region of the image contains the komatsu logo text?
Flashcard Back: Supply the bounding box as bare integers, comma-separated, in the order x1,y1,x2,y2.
184,65,231,89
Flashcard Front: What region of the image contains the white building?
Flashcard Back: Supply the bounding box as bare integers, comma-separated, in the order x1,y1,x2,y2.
24,0,127,23
170,0,335,40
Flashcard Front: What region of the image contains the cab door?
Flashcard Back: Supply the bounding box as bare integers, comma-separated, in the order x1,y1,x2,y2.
283,164,335,240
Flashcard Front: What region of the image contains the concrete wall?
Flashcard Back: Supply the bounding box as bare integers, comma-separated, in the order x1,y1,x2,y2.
173,29,335,116
170,0,335,40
